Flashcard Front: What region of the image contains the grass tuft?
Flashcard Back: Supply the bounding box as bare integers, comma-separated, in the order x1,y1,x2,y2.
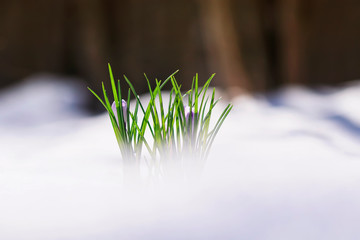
88,65,232,179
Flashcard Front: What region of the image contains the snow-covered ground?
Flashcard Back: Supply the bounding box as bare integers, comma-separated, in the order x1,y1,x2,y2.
1,75,360,240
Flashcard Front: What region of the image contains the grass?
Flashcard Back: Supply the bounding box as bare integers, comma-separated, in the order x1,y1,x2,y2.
88,64,232,179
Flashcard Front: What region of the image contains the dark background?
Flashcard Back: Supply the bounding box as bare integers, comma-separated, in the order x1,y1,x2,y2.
1,0,360,108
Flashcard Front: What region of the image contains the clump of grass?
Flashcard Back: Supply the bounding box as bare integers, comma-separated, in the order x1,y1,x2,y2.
88,64,232,180
88,65,149,164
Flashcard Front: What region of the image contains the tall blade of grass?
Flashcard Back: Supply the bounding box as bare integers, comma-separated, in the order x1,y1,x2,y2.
124,75,146,115
203,104,233,160
168,100,177,155
87,87,107,109
102,82,126,142
108,64,118,106
166,89,175,137
136,96,155,151
126,88,131,136
199,88,216,155
198,73,215,98
175,103,182,154
204,88,216,133
171,76,185,120
124,75,154,138
196,96,210,150
145,75,161,142
149,84,161,144
101,83,127,154
159,70,179,89
199,97,209,128
130,99,140,142
129,112,153,156
109,65,126,140
88,87,127,157
189,76,195,107
144,73,153,96
194,73,199,113
116,79,126,142
193,74,199,138
198,75,214,114
156,79,166,139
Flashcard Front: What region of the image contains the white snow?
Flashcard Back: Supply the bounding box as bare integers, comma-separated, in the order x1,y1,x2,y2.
1,75,360,239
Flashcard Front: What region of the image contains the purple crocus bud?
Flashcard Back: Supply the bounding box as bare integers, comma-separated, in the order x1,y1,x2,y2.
121,99,127,119
111,99,128,126
184,106,194,129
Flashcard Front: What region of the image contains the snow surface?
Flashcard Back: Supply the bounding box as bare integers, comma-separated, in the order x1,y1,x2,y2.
1,75,360,240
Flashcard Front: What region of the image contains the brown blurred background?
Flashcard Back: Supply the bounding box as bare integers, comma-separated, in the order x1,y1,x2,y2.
1,0,360,109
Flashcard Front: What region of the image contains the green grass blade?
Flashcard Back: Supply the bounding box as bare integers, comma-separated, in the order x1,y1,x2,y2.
204,104,233,159
87,87,107,109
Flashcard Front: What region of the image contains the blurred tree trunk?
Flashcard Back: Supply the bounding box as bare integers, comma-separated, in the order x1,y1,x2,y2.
301,0,360,85
0,0,66,84
279,0,302,85
74,0,109,87
197,0,250,95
